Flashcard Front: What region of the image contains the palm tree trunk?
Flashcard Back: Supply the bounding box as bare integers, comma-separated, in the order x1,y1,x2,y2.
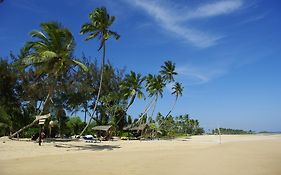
137,97,156,124
150,96,158,118
84,109,87,123
79,43,106,137
114,94,136,126
165,96,178,118
9,90,52,139
126,94,136,112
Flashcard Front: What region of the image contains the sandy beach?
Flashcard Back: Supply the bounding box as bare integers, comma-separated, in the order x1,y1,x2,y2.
1,134,281,175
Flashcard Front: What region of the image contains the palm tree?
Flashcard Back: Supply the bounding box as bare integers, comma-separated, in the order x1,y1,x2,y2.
159,60,177,83
114,71,144,126
10,22,87,138
24,22,88,112
165,82,183,117
120,71,145,112
79,7,120,136
148,75,165,117
138,75,165,123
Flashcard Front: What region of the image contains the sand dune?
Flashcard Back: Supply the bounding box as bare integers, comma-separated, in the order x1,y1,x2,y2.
1,134,281,175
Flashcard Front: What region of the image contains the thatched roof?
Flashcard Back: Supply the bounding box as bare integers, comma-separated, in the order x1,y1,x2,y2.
124,124,149,131
92,125,113,131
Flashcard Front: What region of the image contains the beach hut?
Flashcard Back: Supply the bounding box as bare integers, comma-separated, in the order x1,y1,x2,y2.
124,123,150,139
92,125,114,141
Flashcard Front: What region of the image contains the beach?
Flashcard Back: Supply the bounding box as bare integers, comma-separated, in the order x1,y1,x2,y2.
1,134,281,175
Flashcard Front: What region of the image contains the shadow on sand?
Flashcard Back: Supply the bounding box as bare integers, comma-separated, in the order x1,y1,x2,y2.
54,143,121,151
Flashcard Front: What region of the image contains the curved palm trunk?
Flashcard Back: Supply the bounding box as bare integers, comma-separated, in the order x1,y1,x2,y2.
115,94,136,126
126,94,136,112
150,96,158,118
137,97,156,124
84,109,87,123
165,96,178,118
79,43,106,137
9,87,53,138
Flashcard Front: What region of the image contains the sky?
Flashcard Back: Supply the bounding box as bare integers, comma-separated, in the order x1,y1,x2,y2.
0,0,281,132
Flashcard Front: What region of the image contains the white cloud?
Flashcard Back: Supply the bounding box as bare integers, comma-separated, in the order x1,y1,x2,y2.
124,0,243,48
185,0,243,20
177,64,228,85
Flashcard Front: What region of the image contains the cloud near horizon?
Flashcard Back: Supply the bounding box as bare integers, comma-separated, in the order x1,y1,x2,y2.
124,0,243,48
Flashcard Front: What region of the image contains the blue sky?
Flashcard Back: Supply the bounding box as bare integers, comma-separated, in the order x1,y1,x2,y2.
1,0,281,132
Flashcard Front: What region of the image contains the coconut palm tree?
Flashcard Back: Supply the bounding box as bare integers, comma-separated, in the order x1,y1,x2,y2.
23,22,87,113
159,60,177,83
79,7,120,136
138,75,165,123
10,22,88,138
165,82,183,117
120,71,145,112
113,71,144,126
148,75,165,117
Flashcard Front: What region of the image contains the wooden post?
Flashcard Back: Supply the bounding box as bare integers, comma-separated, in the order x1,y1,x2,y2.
218,127,221,144
38,118,46,146
49,126,52,138
39,125,42,146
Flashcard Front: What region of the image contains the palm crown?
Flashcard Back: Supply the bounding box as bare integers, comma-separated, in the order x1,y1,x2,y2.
172,82,184,98
23,22,87,76
160,60,177,83
80,7,120,50
145,74,165,98
120,71,145,100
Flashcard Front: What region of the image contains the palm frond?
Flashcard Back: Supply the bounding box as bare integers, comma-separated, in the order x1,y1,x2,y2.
71,60,88,72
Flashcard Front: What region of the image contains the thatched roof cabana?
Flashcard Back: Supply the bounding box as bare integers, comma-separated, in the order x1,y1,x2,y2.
123,124,150,138
129,124,149,131
92,125,113,131
92,125,114,141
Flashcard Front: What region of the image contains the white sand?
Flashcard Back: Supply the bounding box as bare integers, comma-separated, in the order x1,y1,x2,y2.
1,134,281,175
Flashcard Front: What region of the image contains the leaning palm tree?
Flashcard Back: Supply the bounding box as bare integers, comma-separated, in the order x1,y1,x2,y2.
114,71,145,126
148,75,165,118
159,60,177,83
10,22,87,138
79,7,120,137
165,82,183,117
138,74,165,123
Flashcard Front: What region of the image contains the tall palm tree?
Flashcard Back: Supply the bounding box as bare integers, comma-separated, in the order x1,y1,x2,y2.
159,60,177,83
79,7,120,136
165,82,183,117
10,22,87,138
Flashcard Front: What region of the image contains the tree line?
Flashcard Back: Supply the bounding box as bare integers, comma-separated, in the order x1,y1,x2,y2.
0,7,204,138
212,128,254,135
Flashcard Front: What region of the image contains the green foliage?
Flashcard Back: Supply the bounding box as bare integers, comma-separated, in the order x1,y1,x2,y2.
150,113,204,137
0,58,27,133
127,115,132,125
65,117,85,136
0,123,9,136
80,6,120,49
120,71,145,110
159,60,177,83
21,127,39,138
212,128,253,135
84,122,96,135
145,74,165,98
